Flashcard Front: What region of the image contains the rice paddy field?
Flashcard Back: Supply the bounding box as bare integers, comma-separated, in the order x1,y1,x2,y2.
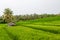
0,16,60,40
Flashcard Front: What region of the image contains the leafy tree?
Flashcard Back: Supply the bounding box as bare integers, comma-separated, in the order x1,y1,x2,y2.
3,8,14,23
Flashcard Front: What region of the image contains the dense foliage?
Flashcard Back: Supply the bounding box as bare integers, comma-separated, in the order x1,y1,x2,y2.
15,14,56,21
0,13,59,23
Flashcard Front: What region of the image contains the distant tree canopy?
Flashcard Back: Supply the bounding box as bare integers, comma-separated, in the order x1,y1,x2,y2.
0,8,59,24
14,13,56,21
3,8,14,23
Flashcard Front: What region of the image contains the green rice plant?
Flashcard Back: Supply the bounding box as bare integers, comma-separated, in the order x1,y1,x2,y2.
6,26,60,40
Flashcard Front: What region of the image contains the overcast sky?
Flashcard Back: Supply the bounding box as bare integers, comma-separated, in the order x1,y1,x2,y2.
0,0,60,16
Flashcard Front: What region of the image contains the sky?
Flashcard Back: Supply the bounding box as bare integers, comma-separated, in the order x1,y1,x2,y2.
0,0,60,16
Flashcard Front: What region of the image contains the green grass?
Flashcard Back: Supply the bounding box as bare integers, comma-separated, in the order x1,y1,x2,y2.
0,16,60,40
0,24,12,40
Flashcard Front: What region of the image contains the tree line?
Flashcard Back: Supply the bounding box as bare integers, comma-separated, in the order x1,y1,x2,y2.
0,8,59,24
